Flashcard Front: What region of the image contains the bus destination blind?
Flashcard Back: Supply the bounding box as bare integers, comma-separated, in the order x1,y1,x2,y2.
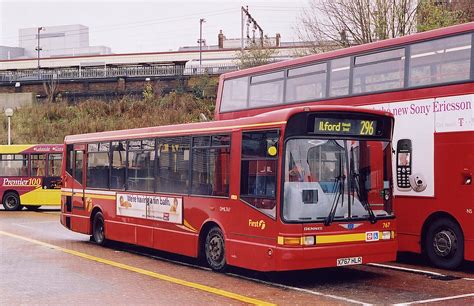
313,118,377,136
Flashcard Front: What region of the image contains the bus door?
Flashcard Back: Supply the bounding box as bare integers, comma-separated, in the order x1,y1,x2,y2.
237,130,280,270
71,145,86,210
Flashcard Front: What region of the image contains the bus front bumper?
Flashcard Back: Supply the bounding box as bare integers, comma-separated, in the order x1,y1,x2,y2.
273,240,397,271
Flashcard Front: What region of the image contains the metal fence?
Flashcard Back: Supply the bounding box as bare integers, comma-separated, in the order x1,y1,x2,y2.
0,64,239,83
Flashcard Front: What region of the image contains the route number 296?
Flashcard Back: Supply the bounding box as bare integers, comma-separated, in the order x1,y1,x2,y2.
360,120,375,135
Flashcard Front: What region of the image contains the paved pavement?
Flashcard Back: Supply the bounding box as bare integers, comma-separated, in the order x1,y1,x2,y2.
0,208,473,305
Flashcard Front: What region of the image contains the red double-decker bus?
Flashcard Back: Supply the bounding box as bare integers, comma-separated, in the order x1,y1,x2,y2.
0,144,63,211
60,106,396,271
215,23,474,269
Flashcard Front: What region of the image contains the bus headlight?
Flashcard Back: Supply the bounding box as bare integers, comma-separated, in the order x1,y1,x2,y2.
303,236,315,245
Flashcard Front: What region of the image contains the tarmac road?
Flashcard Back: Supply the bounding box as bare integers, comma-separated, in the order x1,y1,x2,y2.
0,208,473,305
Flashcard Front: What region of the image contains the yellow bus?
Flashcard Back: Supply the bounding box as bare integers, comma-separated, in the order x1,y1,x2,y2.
0,144,63,210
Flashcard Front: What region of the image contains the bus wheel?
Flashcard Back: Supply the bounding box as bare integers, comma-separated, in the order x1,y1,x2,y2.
25,205,41,211
425,218,464,269
205,227,227,272
3,192,22,211
92,212,106,246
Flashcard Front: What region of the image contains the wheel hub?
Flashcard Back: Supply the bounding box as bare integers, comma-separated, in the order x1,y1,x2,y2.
6,196,17,209
433,229,457,257
97,224,104,240
94,218,104,242
209,236,222,261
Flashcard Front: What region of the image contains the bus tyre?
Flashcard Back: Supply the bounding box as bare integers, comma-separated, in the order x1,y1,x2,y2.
25,205,41,211
3,192,22,211
205,227,227,272
92,212,106,246
425,218,464,269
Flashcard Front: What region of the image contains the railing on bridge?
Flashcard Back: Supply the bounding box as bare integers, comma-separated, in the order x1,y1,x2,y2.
0,64,239,83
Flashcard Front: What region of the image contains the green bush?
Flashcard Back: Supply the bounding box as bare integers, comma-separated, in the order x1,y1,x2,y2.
0,92,215,144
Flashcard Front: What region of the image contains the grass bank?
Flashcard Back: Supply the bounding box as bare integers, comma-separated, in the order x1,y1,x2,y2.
1,92,215,144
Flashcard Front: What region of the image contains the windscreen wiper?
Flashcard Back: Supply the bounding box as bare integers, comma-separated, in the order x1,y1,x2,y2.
325,153,345,226
350,147,376,224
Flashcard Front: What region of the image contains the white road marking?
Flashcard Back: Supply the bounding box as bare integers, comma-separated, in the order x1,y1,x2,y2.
15,221,59,225
393,293,474,305
367,263,446,277
122,246,371,305
226,272,371,305
368,263,474,282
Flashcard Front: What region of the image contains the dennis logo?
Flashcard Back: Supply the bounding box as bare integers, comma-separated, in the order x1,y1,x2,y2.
339,223,362,230
248,219,266,230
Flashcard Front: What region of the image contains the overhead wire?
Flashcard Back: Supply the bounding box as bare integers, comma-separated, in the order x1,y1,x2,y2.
1,7,239,43
1,4,307,54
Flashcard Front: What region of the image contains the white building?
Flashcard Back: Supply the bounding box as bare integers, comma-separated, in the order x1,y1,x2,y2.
0,46,24,60
18,24,111,58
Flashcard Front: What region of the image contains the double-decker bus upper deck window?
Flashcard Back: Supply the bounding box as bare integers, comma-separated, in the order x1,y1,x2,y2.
0,154,28,176
191,135,230,196
286,63,327,102
87,142,110,189
353,48,405,94
329,57,350,97
127,139,155,192
157,137,190,194
249,71,285,108
240,130,279,218
409,34,472,87
31,154,46,176
221,76,249,112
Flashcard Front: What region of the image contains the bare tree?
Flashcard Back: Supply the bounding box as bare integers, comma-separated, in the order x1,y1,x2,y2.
235,40,278,69
297,0,419,53
43,75,59,103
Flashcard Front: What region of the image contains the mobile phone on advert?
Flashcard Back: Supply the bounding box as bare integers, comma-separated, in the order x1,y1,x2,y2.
396,139,412,191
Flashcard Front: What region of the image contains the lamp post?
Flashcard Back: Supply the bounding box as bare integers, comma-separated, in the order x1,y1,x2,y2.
5,108,13,145
35,27,45,78
199,18,206,67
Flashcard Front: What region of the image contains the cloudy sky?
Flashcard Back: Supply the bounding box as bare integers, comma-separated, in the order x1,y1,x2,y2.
0,0,310,53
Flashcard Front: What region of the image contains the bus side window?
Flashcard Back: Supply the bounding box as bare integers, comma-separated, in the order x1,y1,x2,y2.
1,154,29,176
240,130,279,218
191,135,230,197
48,153,62,177
157,137,191,194
111,141,126,190
31,154,46,176
87,142,110,189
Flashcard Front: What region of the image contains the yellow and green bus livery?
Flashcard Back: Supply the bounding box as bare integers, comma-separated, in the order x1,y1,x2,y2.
0,144,62,211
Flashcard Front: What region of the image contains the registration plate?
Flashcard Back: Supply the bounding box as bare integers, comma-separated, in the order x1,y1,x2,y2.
336,256,362,266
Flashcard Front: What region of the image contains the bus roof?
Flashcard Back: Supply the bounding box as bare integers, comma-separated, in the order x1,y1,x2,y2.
0,144,63,154
65,105,393,144
220,22,474,81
